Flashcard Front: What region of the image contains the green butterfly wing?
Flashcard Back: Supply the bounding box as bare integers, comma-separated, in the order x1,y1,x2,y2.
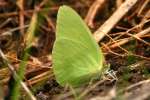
52,6,104,87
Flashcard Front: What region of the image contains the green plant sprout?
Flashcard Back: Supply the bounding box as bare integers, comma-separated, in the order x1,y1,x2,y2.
9,11,40,100
52,6,104,87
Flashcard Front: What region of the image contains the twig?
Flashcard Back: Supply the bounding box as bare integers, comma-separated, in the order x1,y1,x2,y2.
140,10,150,28
84,0,105,28
130,54,150,61
126,32,150,46
0,7,58,18
45,15,56,32
119,79,150,93
0,25,29,36
102,31,129,53
124,79,150,100
0,62,51,85
17,0,25,35
0,18,12,28
102,43,125,57
27,70,53,85
38,0,49,8
128,60,147,70
0,49,36,100
138,0,150,16
90,88,116,100
93,0,138,42
116,0,123,8
108,27,150,49
78,79,106,99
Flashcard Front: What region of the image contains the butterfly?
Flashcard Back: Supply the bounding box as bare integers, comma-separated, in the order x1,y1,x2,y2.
52,6,104,87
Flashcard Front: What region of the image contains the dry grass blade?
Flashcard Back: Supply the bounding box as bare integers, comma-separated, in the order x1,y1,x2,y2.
120,79,150,93
25,11,38,47
45,15,56,31
90,88,116,100
17,0,25,35
27,70,53,86
116,0,123,8
0,25,29,36
78,79,106,99
138,0,150,15
84,0,105,28
93,0,138,42
0,49,36,100
109,27,150,49
0,7,58,18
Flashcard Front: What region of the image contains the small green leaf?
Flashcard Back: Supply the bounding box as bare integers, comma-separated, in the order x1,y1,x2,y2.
52,6,104,87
